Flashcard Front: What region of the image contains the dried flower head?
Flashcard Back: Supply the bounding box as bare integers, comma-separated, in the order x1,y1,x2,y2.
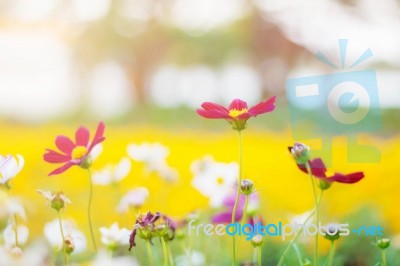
37,190,71,212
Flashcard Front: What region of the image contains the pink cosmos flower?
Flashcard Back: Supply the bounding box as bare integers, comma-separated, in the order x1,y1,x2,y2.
43,122,105,176
297,158,364,184
196,97,276,130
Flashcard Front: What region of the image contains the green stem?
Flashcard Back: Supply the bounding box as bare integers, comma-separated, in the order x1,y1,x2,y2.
253,247,257,264
146,240,155,266
161,237,168,266
293,243,304,265
58,211,67,266
381,249,387,266
236,195,249,254
87,169,97,252
306,162,319,266
13,214,19,247
258,246,262,266
231,130,243,266
277,192,323,266
327,240,336,266
167,242,174,266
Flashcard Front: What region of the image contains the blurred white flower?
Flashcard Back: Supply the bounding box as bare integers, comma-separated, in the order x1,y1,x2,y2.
191,156,238,207
290,210,313,225
91,143,103,161
91,250,139,266
127,142,178,182
3,223,29,247
92,157,131,185
99,222,130,249
176,250,206,266
0,197,27,222
44,219,87,254
0,241,49,266
0,154,24,185
116,187,149,213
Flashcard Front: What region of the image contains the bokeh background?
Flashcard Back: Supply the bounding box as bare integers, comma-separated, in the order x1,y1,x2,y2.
0,0,399,265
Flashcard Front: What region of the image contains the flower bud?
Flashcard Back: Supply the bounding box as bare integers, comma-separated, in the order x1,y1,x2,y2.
376,238,390,249
323,224,340,241
250,234,264,247
288,143,310,164
240,179,255,195
10,247,22,257
80,156,92,169
318,179,332,190
64,237,75,254
51,193,66,211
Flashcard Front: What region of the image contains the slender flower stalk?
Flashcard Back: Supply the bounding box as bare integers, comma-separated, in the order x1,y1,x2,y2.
231,130,243,265
236,194,249,253
327,240,336,266
257,246,262,266
161,237,168,266
87,169,97,252
167,242,174,266
381,249,387,266
13,214,19,247
277,192,323,266
146,240,155,266
306,162,319,266
58,211,67,266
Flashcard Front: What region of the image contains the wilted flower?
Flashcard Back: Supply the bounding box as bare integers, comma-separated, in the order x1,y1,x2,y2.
127,142,178,182
297,158,364,186
44,219,87,254
0,154,24,187
116,187,149,213
129,212,175,251
43,122,105,176
196,97,276,130
288,143,310,164
92,157,131,185
3,223,29,247
37,190,71,211
99,222,130,250
212,191,259,224
191,156,238,207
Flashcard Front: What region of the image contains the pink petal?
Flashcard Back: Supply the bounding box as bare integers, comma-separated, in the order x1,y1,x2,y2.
228,99,248,111
308,158,327,178
88,122,106,153
201,102,229,112
55,136,75,154
43,149,70,163
196,109,231,119
329,172,364,184
75,126,90,147
48,162,74,176
248,96,276,116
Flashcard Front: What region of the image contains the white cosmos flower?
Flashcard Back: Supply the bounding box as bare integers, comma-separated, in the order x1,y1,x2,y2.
99,222,130,248
3,223,29,247
127,142,178,182
0,154,24,185
92,157,131,185
176,250,206,266
91,250,139,266
0,242,49,266
191,156,238,207
44,219,87,254
116,187,149,213
0,197,27,222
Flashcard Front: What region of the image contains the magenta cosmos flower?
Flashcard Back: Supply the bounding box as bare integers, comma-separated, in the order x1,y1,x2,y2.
196,97,276,130
297,158,364,185
43,122,105,176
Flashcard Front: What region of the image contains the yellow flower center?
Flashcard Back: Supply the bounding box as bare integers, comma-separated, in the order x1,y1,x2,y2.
229,108,248,118
216,177,224,185
71,146,88,160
